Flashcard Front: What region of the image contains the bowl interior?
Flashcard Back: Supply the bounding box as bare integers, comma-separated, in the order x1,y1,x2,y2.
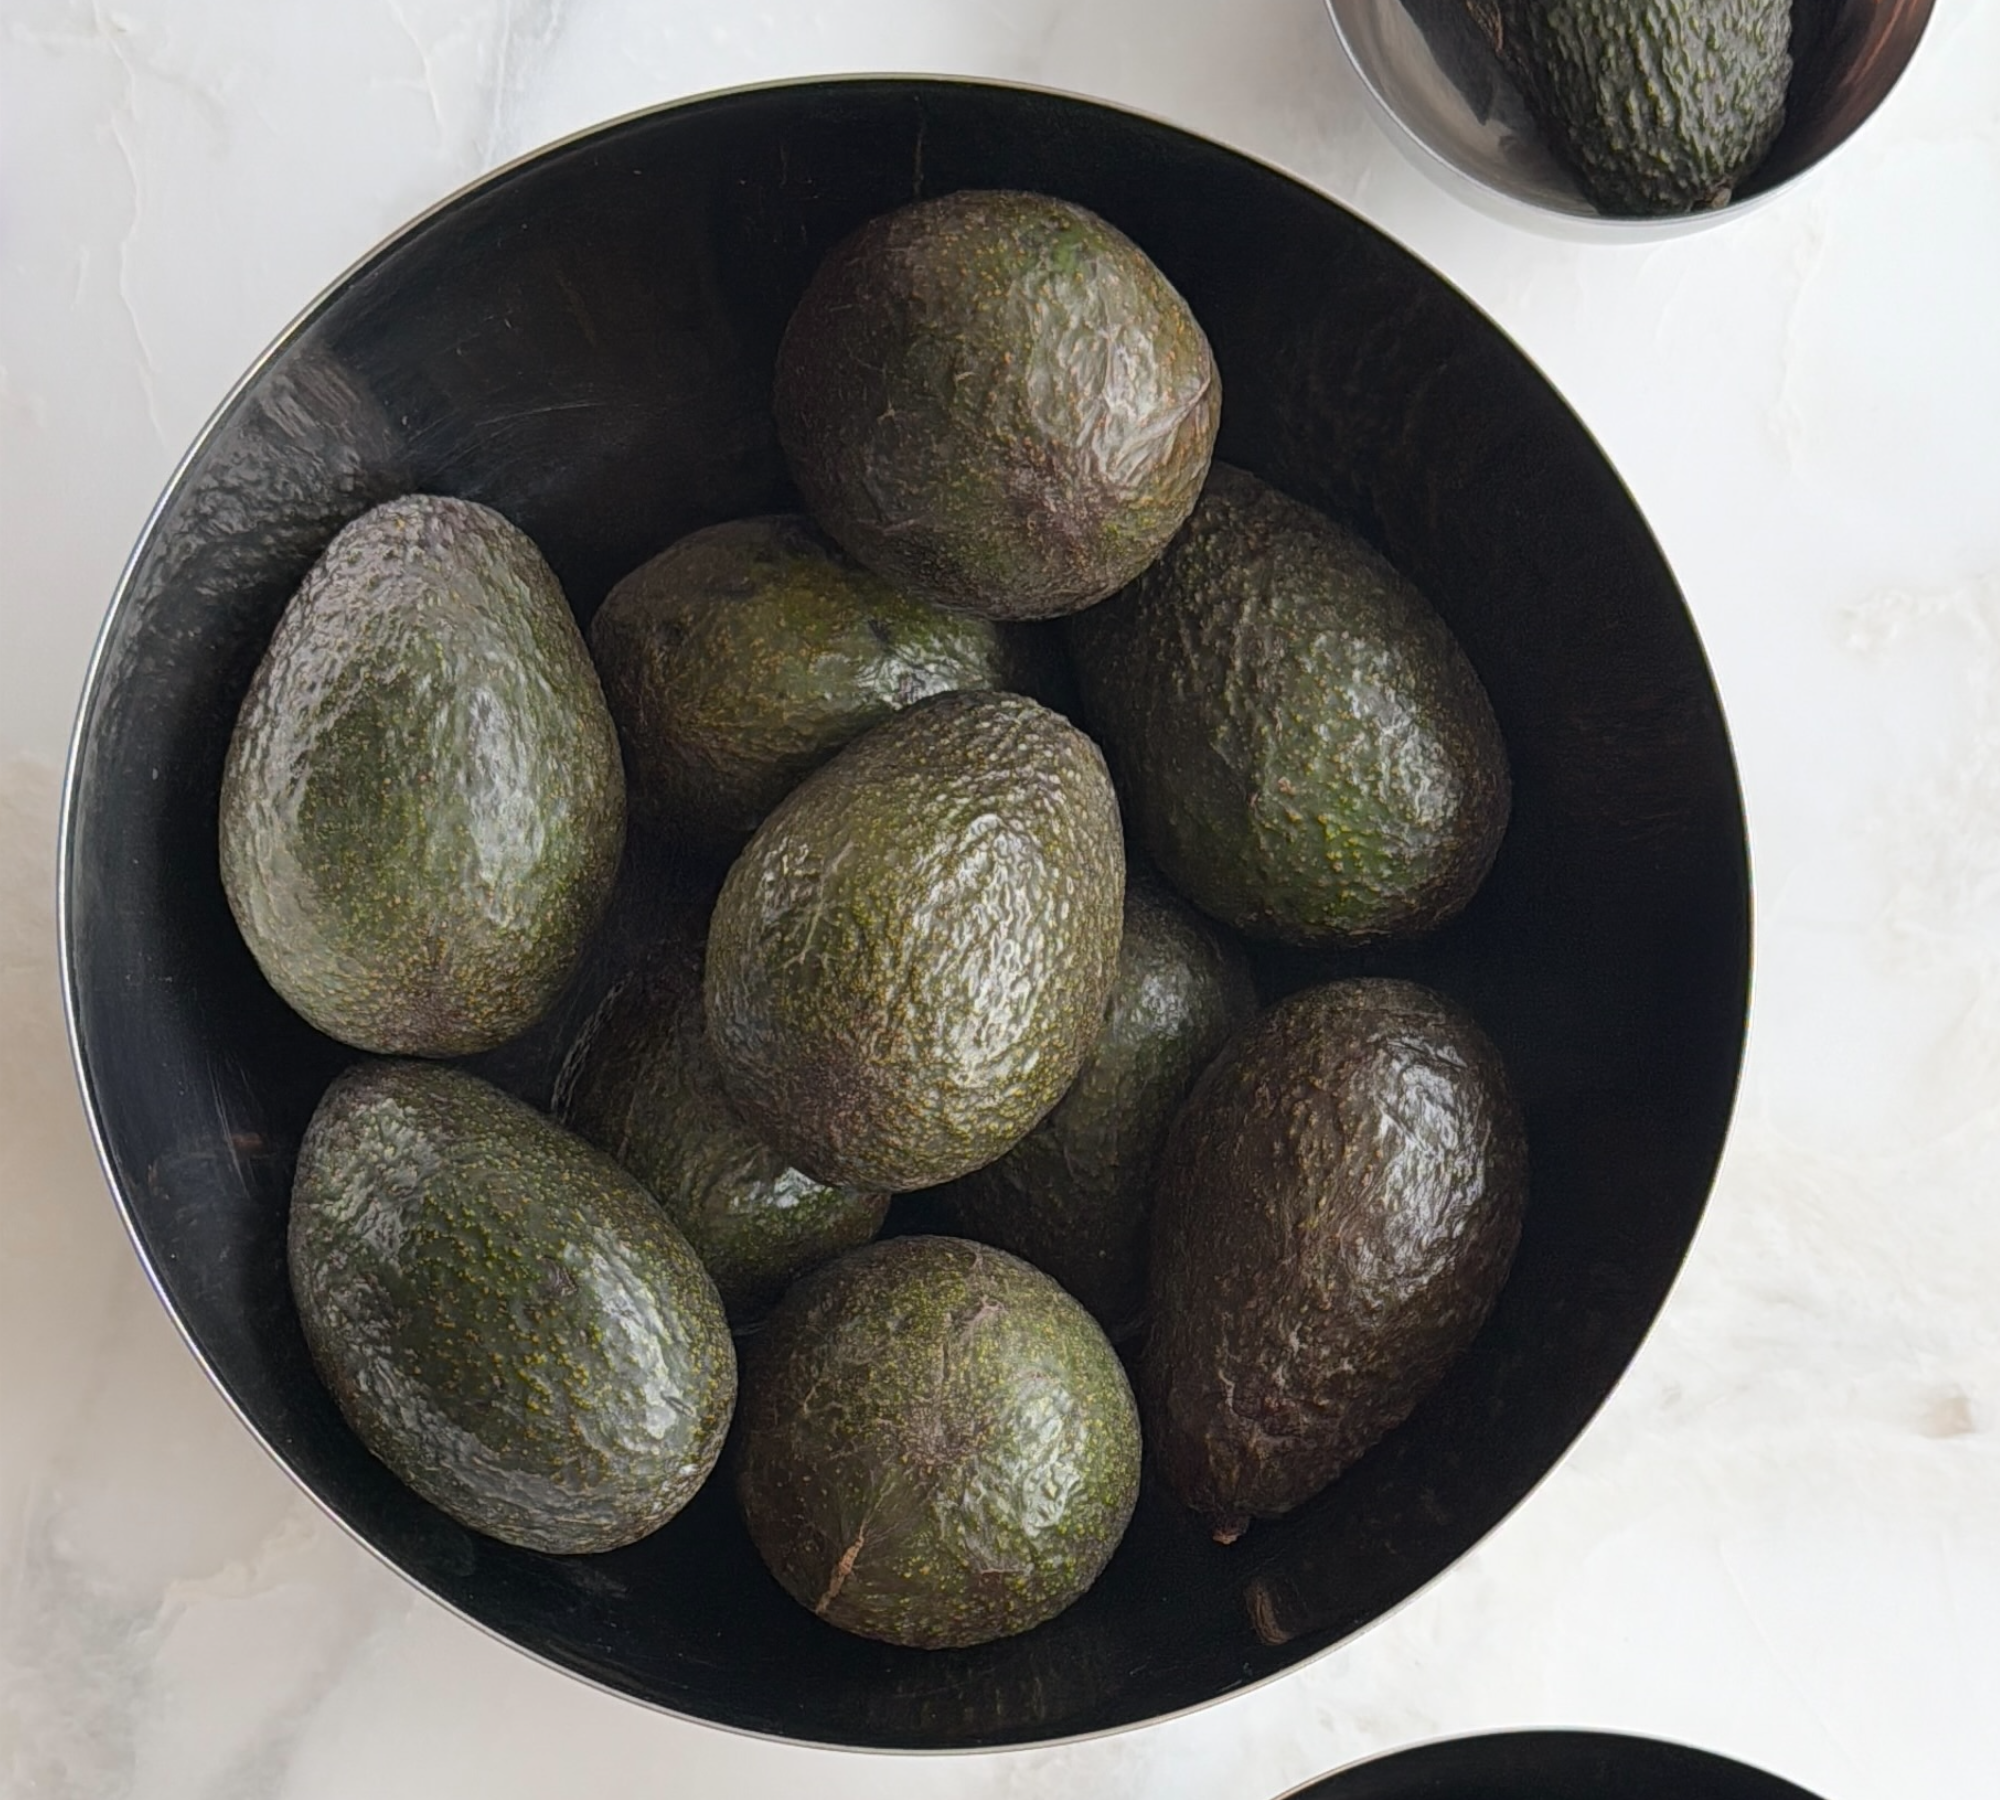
63,79,1748,1751
1329,0,1936,226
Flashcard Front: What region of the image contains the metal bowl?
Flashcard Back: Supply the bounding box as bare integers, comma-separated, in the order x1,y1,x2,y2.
1287,1730,1825,1798
60,77,1749,1751
1328,0,1935,234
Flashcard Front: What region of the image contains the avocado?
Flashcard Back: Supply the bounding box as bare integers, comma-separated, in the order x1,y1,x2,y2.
1065,463,1509,948
704,690,1125,1192
220,494,625,1056
557,928,890,1326
735,1235,1141,1648
1141,978,1527,1543
288,1060,736,1554
589,514,1025,847
773,188,1220,621
939,879,1256,1340
1468,0,1792,215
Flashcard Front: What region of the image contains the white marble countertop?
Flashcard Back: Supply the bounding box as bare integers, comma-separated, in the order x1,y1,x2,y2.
4,4,1997,1796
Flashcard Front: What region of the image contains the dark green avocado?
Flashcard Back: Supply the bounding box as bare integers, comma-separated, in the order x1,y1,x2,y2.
1066,463,1510,948
220,494,625,1056
939,878,1256,1340
288,1060,736,1555
1470,0,1793,215
734,1235,1142,1649
1142,978,1527,1543
704,690,1125,1192
557,929,890,1326
588,514,1025,846
773,188,1220,621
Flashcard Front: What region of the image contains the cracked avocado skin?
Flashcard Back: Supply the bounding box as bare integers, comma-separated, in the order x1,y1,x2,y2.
589,514,1022,847
1142,979,1527,1543
940,879,1257,1341
1066,464,1509,947
219,494,625,1056
288,1061,736,1555
1472,0,1793,216
558,931,890,1327
773,188,1220,621
703,690,1125,1193
735,1235,1142,1649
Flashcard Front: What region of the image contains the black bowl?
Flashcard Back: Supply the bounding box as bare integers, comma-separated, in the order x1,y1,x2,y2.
1289,1731,1823,1799
60,78,1749,1752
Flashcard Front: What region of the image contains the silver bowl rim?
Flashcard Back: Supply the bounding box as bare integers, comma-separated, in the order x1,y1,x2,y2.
1269,1724,1827,1800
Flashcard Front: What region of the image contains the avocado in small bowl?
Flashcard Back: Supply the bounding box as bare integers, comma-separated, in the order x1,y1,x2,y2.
1327,0,1934,234
61,78,1748,1751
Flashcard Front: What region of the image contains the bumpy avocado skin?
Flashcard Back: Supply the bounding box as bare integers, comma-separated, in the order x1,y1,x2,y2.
703,691,1125,1192
735,1235,1142,1649
1066,464,1509,948
1142,978,1527,1542
773,189,1220,622
557,932,890,1326
940,880,1257,1340
219,494,625,1056
589,515,1025,846
1475,0,1792,215
288,1061,736,1555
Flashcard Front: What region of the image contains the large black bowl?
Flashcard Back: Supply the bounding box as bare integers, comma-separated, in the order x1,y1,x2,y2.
1288,1731,1823,1799
60,78,1749,1751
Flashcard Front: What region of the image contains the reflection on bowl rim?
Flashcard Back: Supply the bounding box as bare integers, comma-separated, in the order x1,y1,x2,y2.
57,70,1748,1753
1323,0,1936,241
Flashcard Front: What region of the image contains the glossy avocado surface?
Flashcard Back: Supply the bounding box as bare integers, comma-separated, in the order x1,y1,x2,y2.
940,878,1256,1339
559,929,889,1326
288,1060,736,1555
1068,464,1509,948
1143,977,1528,1543
219,494,624,1056
774,188,1219,621
735,1234,1142,1649
589,514,1021,846
703,690,1125,1192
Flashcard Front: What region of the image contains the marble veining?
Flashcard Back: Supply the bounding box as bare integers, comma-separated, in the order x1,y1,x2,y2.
4,1,1999,1795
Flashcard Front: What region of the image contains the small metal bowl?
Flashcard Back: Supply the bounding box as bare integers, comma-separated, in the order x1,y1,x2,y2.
1286,1730,1825,1798
1328,0,1935,235
61,77,1749,1752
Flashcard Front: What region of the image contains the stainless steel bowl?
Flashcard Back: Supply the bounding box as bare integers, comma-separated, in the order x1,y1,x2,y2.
1328,0,1935,235
61,76,1749,1751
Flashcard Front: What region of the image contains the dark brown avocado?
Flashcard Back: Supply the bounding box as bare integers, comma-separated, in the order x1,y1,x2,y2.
1142,977,1526,1543
939,878,1256,1340
557,930,889,1326
773,188,1220,621
734,1235,1142,1649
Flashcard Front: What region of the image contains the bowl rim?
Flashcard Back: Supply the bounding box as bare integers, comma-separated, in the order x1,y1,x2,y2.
57,68,1753,1756
1322,0,1939,240
1270,1725,1826,1799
